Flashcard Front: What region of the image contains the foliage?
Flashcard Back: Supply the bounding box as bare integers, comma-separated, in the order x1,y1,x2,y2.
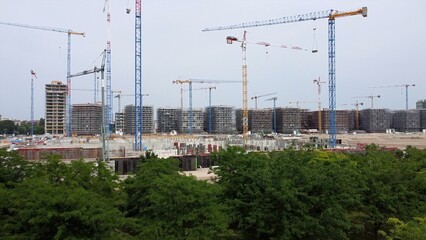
382,217,426,240
0,148,32,187
1,145,426,239
124,157,229,239
0,120,16,134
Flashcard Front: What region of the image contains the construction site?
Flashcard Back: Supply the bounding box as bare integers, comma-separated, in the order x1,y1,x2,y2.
1,3,425,176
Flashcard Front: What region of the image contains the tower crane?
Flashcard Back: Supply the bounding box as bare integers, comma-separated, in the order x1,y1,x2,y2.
204,7,368,148
369,84,416,110
173,79,240,134
265,97,278,133
353,95,380,109
313,77,326,133
134,0,143,151
342,101,363,130
114,92,149,114
30,70,37,136
289,100,316,108
226,32,305,138
103,0,113,134
185,86,218,133
251,92,277,109
0,21,85,137
68,50,109,162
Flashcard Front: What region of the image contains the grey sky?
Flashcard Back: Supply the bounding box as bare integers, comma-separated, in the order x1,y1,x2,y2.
1,0,425,121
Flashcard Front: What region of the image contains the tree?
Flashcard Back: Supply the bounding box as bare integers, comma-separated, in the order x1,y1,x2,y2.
0,120,15,134
0,148,31,187
124,157,229,239
212,147,364,239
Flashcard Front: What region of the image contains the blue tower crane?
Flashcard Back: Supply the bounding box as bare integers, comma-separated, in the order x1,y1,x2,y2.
0,21,85,137
134,0,143,150
265,97,278,134
203,7,367,148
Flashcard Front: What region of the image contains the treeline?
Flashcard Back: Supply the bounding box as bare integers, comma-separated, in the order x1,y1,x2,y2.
0,118,45,135
0,146,425,239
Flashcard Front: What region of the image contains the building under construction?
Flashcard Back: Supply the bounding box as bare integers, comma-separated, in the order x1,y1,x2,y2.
242,109,273,134
123,105,154,134
157,107,181,133
416,99,426,109
275,108,305,134
178,109,204,133
45,81,67,135
71,103,102,135
392,110,421,132
359,109,391,133
312,110,350,133
115,112,124,134
204,106,236,134
420,109,426,130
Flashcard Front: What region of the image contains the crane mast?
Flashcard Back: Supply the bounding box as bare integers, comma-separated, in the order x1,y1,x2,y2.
313,77,326,133
30,70,37,136
134,0,143,150
241,31,249,137
103,0,113,135
265,97,278,133
204,7,367,147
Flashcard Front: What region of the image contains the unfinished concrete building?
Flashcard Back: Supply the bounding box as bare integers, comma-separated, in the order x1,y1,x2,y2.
115,112,124,134
123,105,154,134
71,103,102,135
157,107,181,133
178,109,204,134
204,106,236,134
346,110,358,131
420,109,426,130
45,81,67,134
312,110,350,133
248,109,273,134
416,99,426,109
359,109,391,133
392,110,421,132
275,108,305,134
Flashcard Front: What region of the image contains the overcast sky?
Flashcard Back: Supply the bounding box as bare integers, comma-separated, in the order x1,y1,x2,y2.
1,0,425,120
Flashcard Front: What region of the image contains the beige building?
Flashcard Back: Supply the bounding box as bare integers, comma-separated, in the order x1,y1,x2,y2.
45,81,67,134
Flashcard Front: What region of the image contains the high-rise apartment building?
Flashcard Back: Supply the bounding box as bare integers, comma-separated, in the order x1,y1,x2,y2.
45,81,67,134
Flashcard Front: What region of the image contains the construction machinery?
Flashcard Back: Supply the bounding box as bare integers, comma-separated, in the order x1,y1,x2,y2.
68,50,109,162
114,92,149,114
353,95,380,108
204,7,368,147
265,97,278,133
369,84,416,110
173,79,240,134
226,32,305,138
289,100,316,108
343,101,363,130
0,21,85,137
313,77,326,133
251,93,277,109
130,0,143,150
103,0,113,134
30,70,37,136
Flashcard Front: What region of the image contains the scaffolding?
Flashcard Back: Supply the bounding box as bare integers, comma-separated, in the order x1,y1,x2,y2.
123,105,154,134
204,106,236,134
71,103,102,135
360,109,391,133
391,110,421,132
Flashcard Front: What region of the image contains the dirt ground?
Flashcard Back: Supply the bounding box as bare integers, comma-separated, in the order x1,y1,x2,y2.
329,133,426,149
